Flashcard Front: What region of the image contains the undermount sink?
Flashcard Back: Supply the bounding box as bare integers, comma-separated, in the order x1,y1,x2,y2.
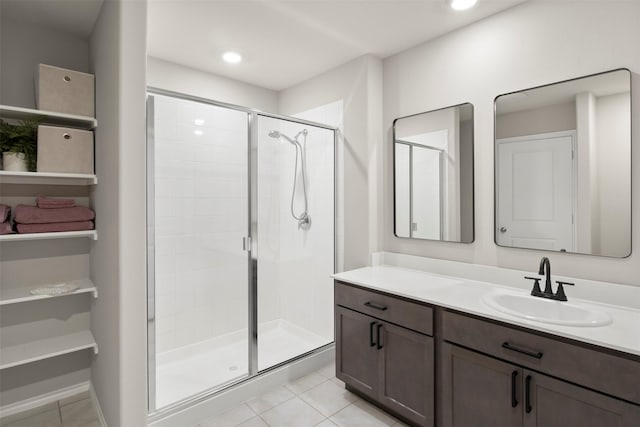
483,291,613,327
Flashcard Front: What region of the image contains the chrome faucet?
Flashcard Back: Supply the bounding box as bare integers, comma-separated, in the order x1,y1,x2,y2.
524,257,574,302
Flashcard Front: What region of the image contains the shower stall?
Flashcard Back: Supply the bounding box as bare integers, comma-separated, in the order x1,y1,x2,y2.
146,90,336,412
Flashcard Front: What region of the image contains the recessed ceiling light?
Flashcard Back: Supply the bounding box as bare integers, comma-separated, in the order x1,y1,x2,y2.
194,119,205,126
194,129,204,136
222,52,242,64
450,0,478,11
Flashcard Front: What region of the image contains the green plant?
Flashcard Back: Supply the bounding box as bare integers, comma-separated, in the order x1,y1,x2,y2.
0,117,42,171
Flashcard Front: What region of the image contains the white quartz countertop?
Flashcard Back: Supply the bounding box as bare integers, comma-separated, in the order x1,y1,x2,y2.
332,265,640,357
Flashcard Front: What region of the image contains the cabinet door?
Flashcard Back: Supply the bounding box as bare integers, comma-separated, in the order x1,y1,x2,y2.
378,322,434,426
335,306,378,399
440,343,523,427
523,370,640,427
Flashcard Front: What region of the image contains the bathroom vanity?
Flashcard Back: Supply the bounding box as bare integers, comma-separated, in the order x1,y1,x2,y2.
333,261,640,427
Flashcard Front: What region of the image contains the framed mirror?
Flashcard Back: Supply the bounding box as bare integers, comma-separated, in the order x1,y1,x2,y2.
494,68,631,257
393,103,474,243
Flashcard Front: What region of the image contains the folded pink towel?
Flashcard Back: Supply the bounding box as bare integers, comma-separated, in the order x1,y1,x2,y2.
0,204,9,223
16,221,94,234
0,221,13,235
37,197,76,209
15,205,95,224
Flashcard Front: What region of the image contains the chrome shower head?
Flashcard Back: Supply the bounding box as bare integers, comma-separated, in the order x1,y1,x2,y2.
268,130,298,146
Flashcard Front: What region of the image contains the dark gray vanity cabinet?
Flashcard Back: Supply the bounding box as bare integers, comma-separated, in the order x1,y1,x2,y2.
335,306,379,399
335,281,435,426
439,311,640,427
523,370,640,427
440,343,522,427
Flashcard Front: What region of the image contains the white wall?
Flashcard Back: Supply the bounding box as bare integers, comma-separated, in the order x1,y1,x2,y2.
382,1,640,286
89,2,121,423
147,56,278,113
595,92,631,257
496,102,576,139
279,54,383,271
0,17,89,108
90,0,148,425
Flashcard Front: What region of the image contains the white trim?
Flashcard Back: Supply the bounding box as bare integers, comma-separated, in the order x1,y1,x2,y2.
0,278,97,306
0,171,97,186
89,383,108,427
0,382,89,418
0,104,97,130
0,230,97,242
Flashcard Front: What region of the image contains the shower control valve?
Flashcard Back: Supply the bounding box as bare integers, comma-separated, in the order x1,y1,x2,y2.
298,215,311,230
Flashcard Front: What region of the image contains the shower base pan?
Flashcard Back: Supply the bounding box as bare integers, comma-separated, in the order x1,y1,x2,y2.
155,319,329,408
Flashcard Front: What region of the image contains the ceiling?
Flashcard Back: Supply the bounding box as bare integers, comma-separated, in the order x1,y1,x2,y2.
148,0,528,91
1,0,104,39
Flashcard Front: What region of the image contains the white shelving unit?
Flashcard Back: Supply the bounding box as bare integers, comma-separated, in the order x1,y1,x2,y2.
0,230,97,242
0,171,97,186
0,104,97,130
0,279,97,306
0,331,98,370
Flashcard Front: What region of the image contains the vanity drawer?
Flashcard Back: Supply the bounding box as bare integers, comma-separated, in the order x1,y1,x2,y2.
441,310,640,405
335,281,433,336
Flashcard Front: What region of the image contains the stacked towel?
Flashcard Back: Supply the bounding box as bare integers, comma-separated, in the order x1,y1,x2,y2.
37,196,76,209
16,221,94,234
0,204,13,235
14,204,95,234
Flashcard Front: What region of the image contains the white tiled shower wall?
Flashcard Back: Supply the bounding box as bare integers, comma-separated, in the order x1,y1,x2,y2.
281,101,342,341
153,95,249,353
257,104,338,345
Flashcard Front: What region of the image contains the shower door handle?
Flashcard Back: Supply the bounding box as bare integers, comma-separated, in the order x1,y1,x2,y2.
243,236,252,251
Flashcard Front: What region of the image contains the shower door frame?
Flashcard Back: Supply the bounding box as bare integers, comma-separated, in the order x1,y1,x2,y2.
146,87,338,418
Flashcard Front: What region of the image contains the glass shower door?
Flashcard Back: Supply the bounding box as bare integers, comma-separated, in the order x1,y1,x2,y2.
148,94,250,410
255,114,335,371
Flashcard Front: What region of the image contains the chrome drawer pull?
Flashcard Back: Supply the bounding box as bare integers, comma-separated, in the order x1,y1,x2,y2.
364,301,388,311
502,342,543,359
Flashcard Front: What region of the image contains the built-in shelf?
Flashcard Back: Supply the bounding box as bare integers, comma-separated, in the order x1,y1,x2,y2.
0,230,97,242
0,331,98,370
0,171,97,186
0,104,97,130
0,279,97,306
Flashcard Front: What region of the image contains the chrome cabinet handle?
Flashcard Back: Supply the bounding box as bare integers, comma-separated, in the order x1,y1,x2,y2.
500,227,507,233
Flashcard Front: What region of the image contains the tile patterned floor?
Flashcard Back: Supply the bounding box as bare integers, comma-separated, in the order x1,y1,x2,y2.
0,391,101,427
194,363,408,427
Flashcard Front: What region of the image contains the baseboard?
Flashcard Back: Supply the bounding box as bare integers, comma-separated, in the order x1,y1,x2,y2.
0,381,90,418
89,383,108,427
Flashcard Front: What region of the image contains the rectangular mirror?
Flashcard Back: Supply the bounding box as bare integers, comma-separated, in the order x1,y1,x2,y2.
495,69,631,257
394,103,474,243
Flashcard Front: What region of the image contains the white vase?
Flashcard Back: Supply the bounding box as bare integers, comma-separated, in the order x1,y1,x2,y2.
2,152,28,172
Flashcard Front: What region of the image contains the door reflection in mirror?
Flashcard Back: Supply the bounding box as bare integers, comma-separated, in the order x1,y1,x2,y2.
494,69,631,257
